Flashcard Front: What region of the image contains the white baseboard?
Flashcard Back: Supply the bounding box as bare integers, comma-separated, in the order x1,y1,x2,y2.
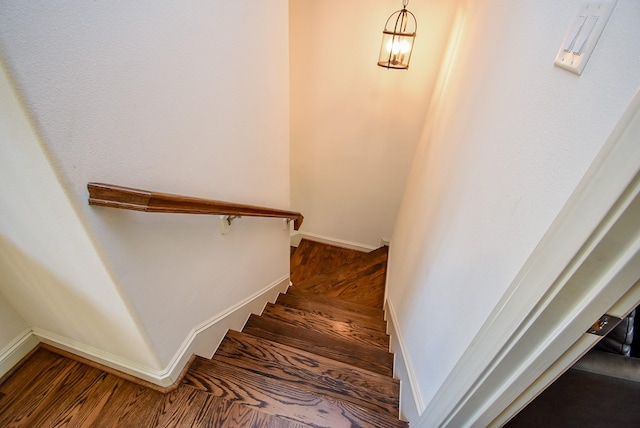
33,327,170,384
0,328,39,378
291,232,376,252
164,274,290,383
30,275,290,387
385,300,425,424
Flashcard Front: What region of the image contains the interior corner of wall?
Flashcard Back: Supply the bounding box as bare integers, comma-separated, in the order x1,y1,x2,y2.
0,329,39,379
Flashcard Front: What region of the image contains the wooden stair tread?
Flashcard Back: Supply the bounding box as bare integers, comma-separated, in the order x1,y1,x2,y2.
320,266,386,309
243,314,393,377
88,378,163,427
293,247,388,293
214,330,399,418
286,287,384,319
275,293,385,331
183,357,408,428
296,259,387,293
293,260,388,309
262,303,390,352
304,268,386,309
290,239,363,284
285,287,384,319
157,386,308,428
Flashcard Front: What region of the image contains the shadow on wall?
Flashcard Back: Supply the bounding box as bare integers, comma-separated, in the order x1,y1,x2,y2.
0,234,149,360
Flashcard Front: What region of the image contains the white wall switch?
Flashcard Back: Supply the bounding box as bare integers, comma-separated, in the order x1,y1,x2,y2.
554,0,617,75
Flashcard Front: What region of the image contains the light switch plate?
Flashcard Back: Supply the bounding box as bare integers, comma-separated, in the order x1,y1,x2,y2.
554,0,617,75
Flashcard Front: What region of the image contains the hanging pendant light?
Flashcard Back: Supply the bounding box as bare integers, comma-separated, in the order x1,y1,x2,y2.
377,0,417,70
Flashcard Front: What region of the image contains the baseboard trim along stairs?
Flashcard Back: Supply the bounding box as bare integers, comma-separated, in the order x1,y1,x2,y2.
180,238,408,427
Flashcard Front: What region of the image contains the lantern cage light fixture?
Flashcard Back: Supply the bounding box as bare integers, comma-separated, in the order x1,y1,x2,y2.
377,0,417,70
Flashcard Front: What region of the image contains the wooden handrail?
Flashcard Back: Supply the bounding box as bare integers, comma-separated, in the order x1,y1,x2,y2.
87,182,303,230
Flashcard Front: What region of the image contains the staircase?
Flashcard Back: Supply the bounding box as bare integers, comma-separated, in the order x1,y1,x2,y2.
181,239,407,427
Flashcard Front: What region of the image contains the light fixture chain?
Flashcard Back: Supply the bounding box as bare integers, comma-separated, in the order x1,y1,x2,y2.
402,0,409,8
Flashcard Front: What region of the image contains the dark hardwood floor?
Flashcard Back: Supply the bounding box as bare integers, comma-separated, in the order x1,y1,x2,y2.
0,239,405,427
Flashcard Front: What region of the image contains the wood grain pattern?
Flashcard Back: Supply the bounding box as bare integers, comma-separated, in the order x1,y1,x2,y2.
0,351,78,427
26,364,116,427
291,245,389,309
290,239,362,283
261,303,390,351
184,358,407,428
285,287,384,320
91,380,163,427
0,348,63,414
293,261,387,308
155,386,211,427
275,293,386,331
243,314,394,377
213,330,399,417
192,394,312,428
88,182,304,230
292,245,388,291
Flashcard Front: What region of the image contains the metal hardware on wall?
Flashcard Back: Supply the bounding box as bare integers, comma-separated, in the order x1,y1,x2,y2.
219,215,241,234
586,313,622,336
377,0,417,70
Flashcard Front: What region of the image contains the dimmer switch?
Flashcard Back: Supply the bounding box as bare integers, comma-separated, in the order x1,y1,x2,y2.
554,0,617,75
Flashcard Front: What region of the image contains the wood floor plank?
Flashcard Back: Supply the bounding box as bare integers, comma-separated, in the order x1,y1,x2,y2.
26,364,117,428
224,330,398,397
155,386,211,428
243,314,393,376
194,394,312,427
290,240,362,284
0,353,79,427
193,395,263,427
292,249,388,298
183,357,407,428
275,293,386,332
295,261,387,309
0,348,63,413
0,348,54,393
92,379,163,427
284,287,384,319
214,330,400,417
331,268,387,309
261,303,390,352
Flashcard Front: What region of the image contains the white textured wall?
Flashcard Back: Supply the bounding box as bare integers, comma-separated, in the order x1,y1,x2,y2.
0,61,161,370
290,0,458,248
387,0,640,418
0,0,290,367
0,292,27,352
0,291,31,378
